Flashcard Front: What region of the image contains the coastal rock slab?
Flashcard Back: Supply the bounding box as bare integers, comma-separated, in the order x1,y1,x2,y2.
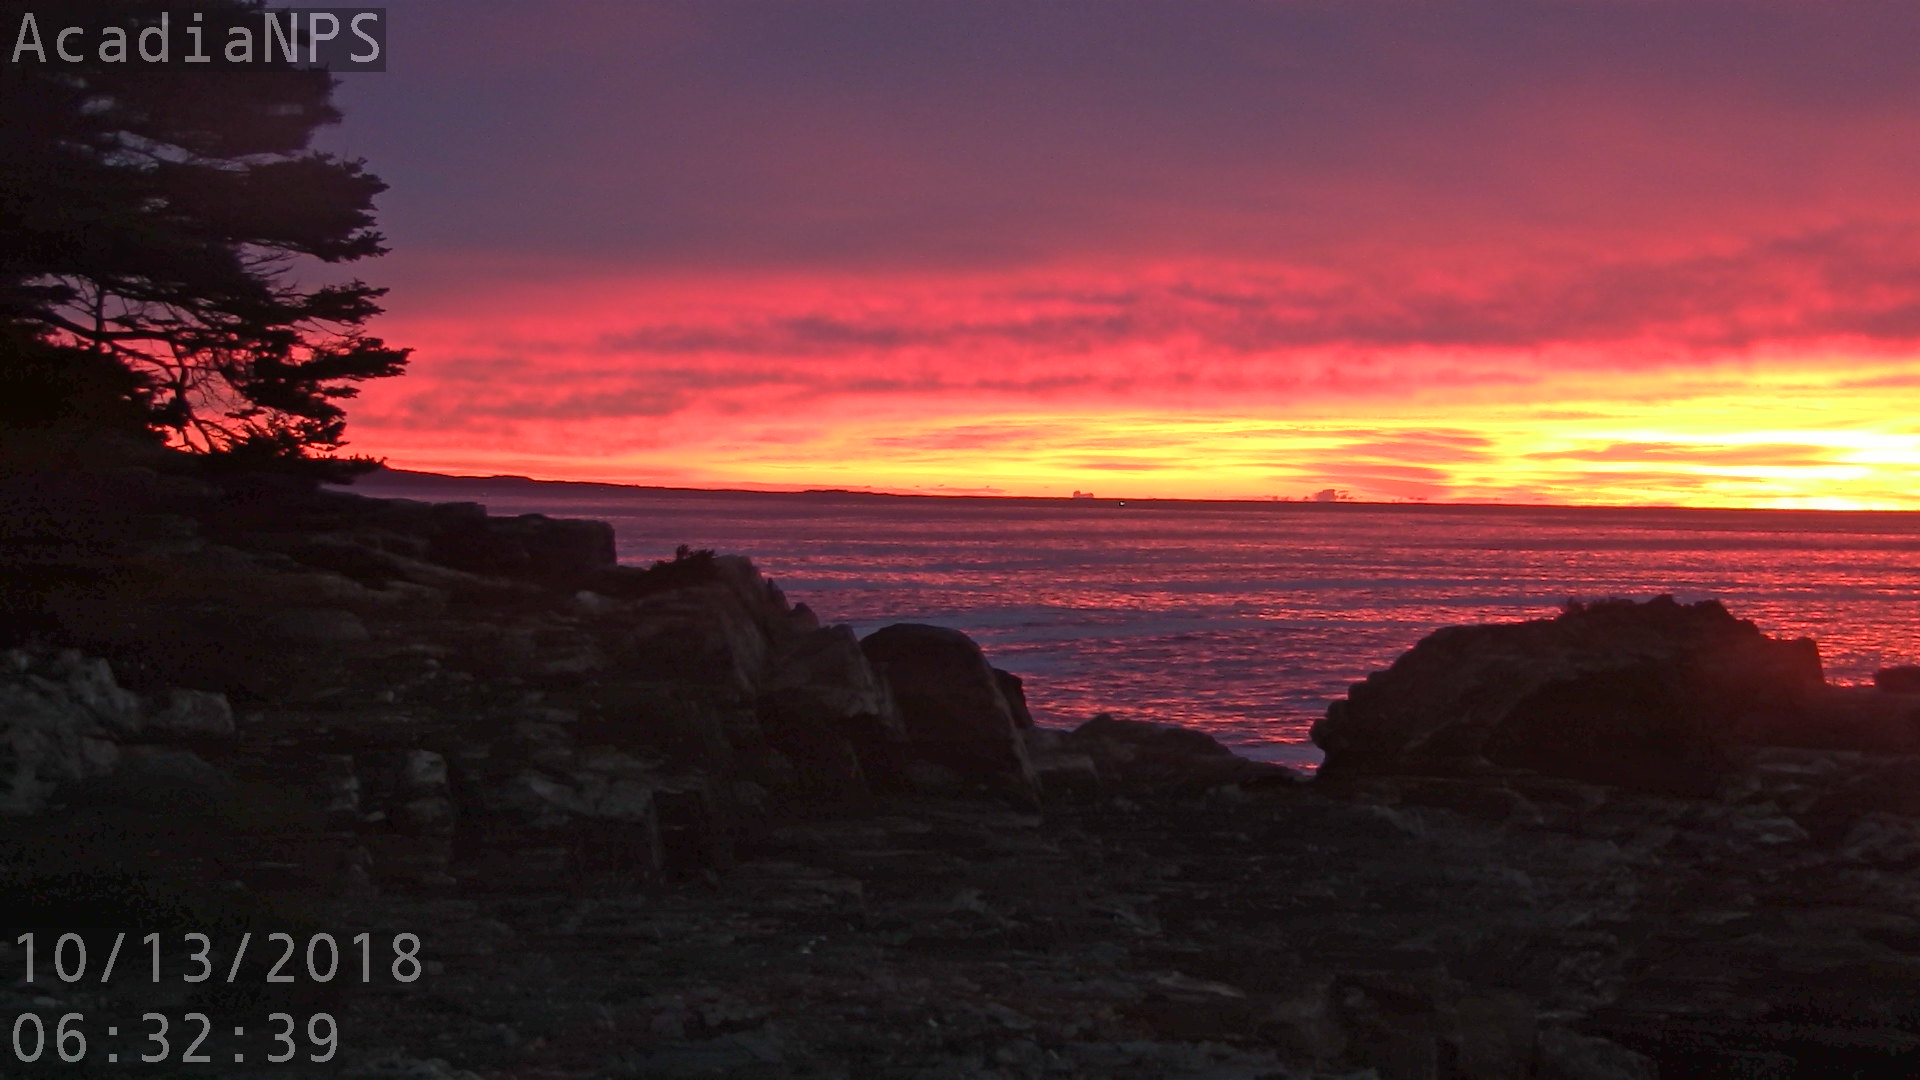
1313,596,1825,791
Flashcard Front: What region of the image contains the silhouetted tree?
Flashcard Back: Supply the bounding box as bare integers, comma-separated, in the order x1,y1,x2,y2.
0,0,408,470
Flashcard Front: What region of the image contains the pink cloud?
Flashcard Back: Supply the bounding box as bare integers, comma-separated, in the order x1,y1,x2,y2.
354,228,1920,449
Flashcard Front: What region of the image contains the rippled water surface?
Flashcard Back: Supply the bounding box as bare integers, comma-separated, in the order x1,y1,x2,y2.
355,480,1920,767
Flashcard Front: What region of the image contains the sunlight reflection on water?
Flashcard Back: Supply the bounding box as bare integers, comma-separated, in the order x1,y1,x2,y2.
356,483,1920,770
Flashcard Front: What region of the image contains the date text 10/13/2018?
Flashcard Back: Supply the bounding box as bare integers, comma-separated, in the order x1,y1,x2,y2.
12,932,423,985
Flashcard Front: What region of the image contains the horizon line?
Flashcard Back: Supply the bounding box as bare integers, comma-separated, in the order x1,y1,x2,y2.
346,466,1920,515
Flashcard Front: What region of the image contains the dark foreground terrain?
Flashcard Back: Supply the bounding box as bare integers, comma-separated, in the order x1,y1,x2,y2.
6,453,1920,1079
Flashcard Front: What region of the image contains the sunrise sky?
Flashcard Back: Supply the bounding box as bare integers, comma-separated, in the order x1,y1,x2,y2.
325,1,1920,508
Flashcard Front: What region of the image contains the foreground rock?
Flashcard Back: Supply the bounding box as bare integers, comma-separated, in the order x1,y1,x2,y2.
19,462,1920,1078
1290,594,1920,1075
1313,596,1827,791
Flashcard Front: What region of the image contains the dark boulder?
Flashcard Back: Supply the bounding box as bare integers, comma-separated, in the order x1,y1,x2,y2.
1313,596,1826,793
859,623,1036,799
1875,665,1920,693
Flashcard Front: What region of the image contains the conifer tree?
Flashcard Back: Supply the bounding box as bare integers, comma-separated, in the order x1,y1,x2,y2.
0,0,408,470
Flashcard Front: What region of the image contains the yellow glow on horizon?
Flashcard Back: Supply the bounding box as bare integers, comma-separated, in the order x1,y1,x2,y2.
353,324,1920,509
372,407,1920,508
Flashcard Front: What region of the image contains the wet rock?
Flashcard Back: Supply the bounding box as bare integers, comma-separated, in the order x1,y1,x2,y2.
1314,596,1825,792
1445,993,1539,1080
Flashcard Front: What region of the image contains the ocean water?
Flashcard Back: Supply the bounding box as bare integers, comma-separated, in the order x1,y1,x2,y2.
353,479,1920,767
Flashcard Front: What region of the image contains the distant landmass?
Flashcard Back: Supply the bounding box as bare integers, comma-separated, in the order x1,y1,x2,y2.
348,467,1429,509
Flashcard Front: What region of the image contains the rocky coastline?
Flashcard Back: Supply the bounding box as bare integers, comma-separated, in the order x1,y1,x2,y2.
6,460,1920,1078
